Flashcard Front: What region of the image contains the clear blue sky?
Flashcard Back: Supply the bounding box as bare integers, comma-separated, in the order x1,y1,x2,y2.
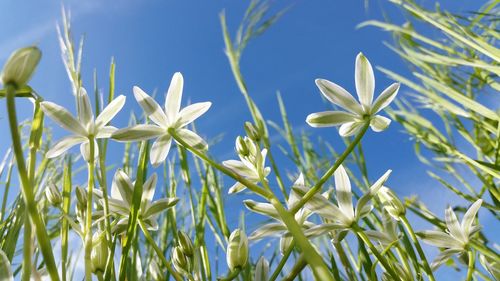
0,1,492,280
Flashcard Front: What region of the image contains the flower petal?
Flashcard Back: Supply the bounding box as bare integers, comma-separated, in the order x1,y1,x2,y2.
370,115,391,132
223,160,256,178
41,101,87,136
176,128,208,151
371,83,399,114
143,198,179,218
80,139,99,162
165,72,183,122
177,102,211,128
95,95,126,128
142,173,158,205
304,223,347,238
112,125,164,142
133,86,168,127
228,182,247,194
46,135,86,158
461,199,482,237
315,79,363,114
445,206,466,242
431,249,462,271
95,126,117,139
77,87,94,128
355,53,375,110
249,223,287,240
335,165,354,219
243,200,280,221
292,186,348,223
112,170,134,205
418,230,462,249
339,121,363,137
306,111,356,128
150,134,172,167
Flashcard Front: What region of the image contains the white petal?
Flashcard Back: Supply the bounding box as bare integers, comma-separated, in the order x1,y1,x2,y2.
223,160,256,178
177,102,211,128
77,87,94,128
355,53,375,110
95,126,117,139
249,223,287,240
142,173,158,205
95,95,126,128
315,79,363,114
112,125,165,142
445,206,466,242
292,186,348,222
41,101,87,136
133,86,168,127
80,140,99,162
339,121,363,137
228,182,246,194
335,165,354,219
306,111,356,128
149,134,172,167
243,200,280,221
175,129,208,151
280,236,293,255
370,115,391,132
112,170,134,205
419,230,462,249
371,83,399,114
143,198,179,218
431,249,462,271
461,199,482,237
165,72,183,122
304,223,347,238
46,135,86,158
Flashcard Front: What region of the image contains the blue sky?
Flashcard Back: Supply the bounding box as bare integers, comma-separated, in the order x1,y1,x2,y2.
0,0,494,280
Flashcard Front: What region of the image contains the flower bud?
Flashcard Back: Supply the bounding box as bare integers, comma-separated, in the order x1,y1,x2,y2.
177,230,194,257
226,228,248,270
1,46,41,87
235,136,249,156
45,182,62,206
75,186,87,220
149,260,164,281
254,257,269,281
172,246,192,274
244,122,260,142
91,233,108,273
378,186,405,220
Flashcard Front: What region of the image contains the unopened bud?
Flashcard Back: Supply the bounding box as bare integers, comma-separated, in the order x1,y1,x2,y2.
254,257,269,281
91,233,108,273
378,186,405,220
244,122,260,142
1,46,41,87
235,136,249,156
172,246,192,274
75,186,87,220
177,230,194,257
45,182,62,206
226,229,248,270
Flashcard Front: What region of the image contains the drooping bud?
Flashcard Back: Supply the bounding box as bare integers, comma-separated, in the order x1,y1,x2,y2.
45,182,62,206
235,136,249,156
91,233,108,274
244,122,260,142
254,256,269,281
377,186,406,220
172,246,192,274
226,229,248,271
177,230,194,257
1,46,41,87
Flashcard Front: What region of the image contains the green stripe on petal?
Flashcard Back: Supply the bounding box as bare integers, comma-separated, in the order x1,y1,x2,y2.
371,83,400,114
46,135,86,158
355,52,375,110
41,101,87,136
315,79,363,114
133,86,168,127
112,124,164,142
306,111,356,128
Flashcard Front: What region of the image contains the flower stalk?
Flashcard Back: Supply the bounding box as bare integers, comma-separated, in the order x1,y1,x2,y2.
400,216,435,281
84,135,95,281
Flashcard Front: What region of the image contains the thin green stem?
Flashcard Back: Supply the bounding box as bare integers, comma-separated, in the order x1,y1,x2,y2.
400,216,435,281
469,241,500,262
466,250,475,281
169,129,335,280
352,224,400,281
139,219,183,281
5,83,60,281
217,267,241,281
84,136,96,281
291,122,370,214
22,215,32,281
61,157,72,281
283,254,307,281
269,242,295,281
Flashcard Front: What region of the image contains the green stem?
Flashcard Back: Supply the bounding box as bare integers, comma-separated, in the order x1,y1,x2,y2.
217,267,241,281
22,215,32,281
352,224,400,281
139,219,183,281
469,241,500,262
400,216,435,281
61,157,72,281
169,129,335,280
466,250,475,281
269,242,295,281
283,254,307,281
290,122,370,214
84,136,96,281
5,83,60,281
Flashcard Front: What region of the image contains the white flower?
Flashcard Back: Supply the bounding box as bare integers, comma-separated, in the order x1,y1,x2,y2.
94,170,179,234
41,87,126,160
294,165,391,236
112,72,211,167
306,52,400,137
244,174,317,254
223,136,270,194
418,199,482,270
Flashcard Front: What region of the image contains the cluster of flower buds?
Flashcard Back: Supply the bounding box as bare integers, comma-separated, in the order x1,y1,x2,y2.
172,230,195,275
91,232,108,274
45,182,62,206
1,46,41,87
226,229,249,271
